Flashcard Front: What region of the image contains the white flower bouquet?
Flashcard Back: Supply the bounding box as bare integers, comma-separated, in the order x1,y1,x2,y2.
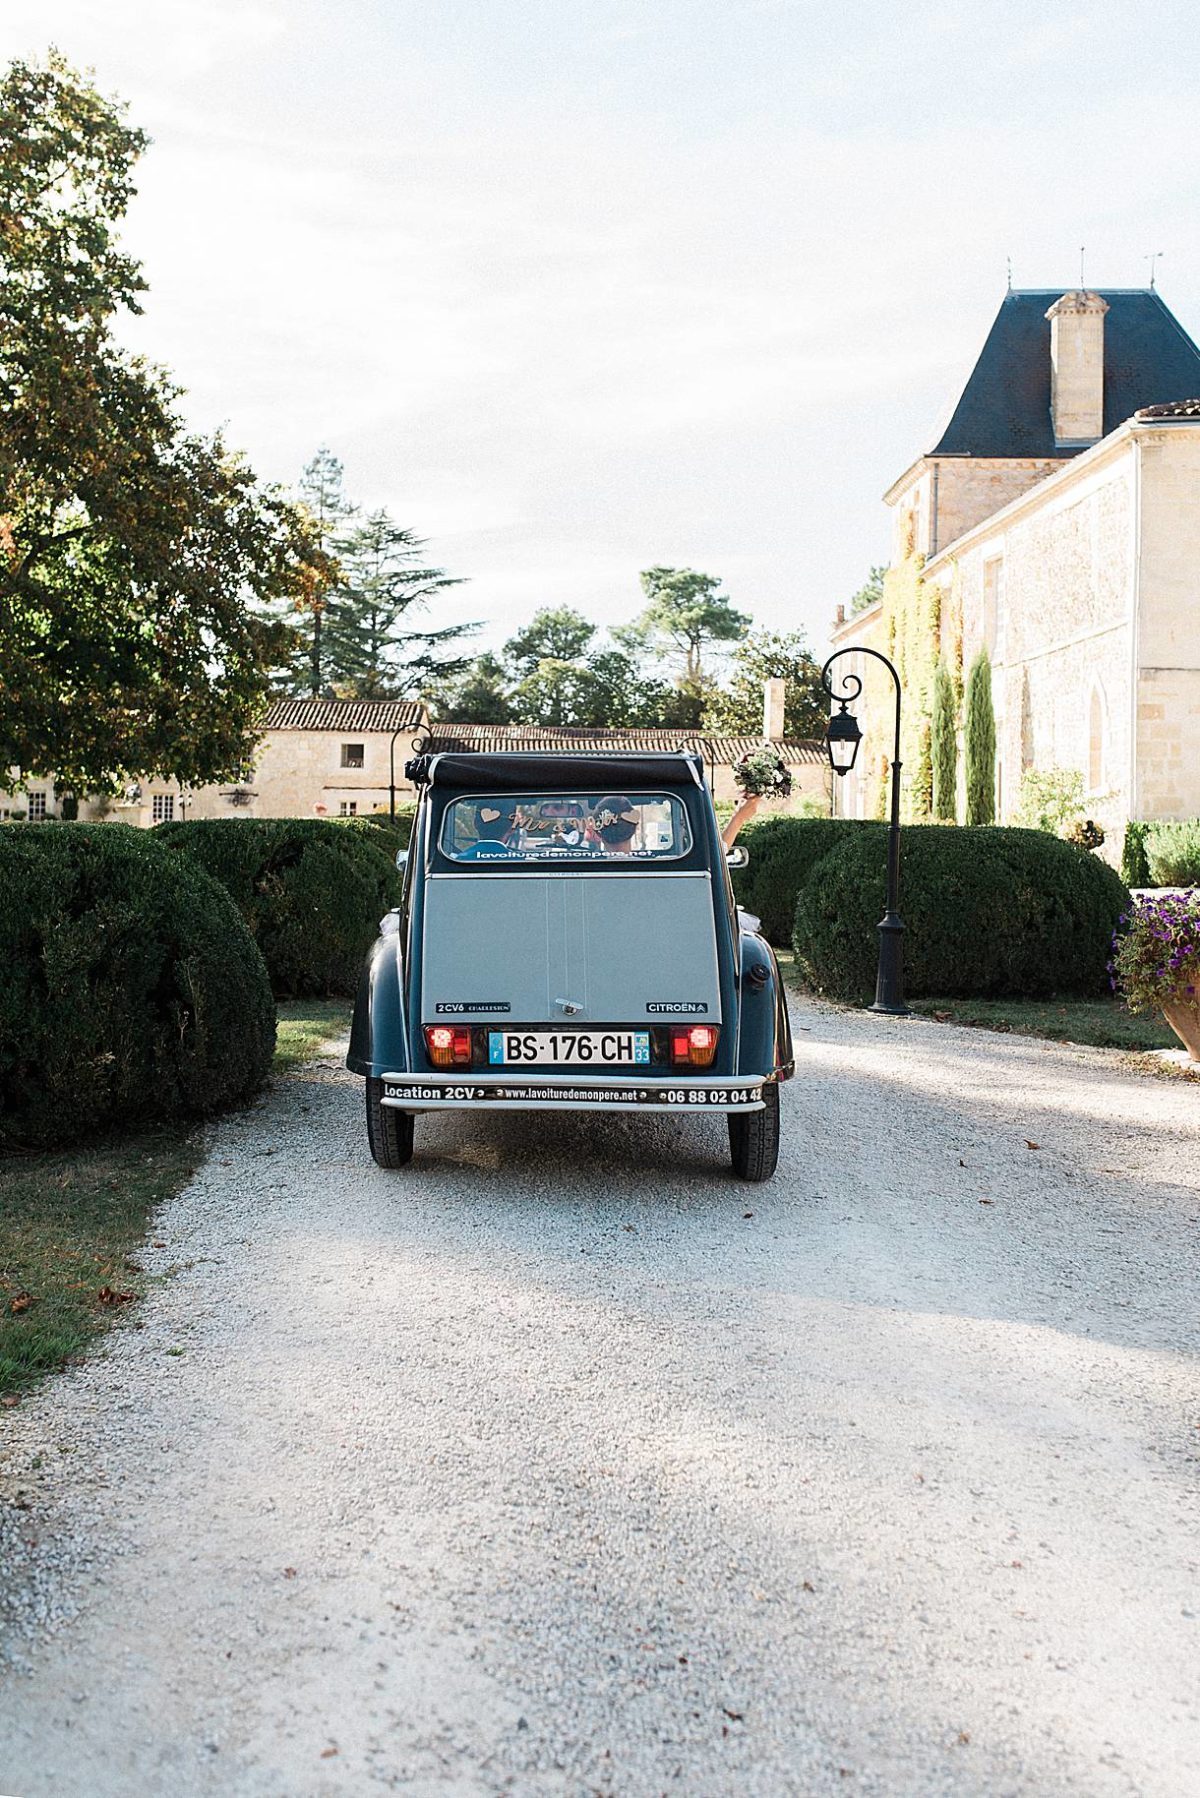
733,746,792,800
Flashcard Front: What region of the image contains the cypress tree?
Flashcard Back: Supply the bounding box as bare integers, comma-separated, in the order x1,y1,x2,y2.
964,648,996,825
931,656,958,822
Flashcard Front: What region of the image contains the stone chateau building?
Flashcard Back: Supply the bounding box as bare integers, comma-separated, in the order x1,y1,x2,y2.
2,684,824,824
829,287,1200,838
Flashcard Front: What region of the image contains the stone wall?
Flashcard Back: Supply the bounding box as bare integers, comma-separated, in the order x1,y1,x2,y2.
184,728,422,820
1136,429,1200,819
889,458,1061,562
930,440,1137,840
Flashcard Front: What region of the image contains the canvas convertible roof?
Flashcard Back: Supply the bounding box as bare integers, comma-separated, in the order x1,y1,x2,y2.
406,751,706,792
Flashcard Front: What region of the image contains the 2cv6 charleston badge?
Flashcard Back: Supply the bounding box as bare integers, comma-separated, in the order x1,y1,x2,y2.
347,749,793,1179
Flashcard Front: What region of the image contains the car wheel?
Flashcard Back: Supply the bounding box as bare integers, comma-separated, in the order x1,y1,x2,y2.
365,1077,415,1168
728,1082,780,1182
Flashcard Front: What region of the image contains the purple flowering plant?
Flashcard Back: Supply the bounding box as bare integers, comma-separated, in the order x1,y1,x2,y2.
1108,892,1200,1013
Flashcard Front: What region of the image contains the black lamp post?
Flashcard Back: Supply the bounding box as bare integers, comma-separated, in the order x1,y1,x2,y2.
821,647,909,1017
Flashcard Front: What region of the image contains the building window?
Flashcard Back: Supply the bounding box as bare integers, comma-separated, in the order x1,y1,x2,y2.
1088,688,1105,792
339,800,358,816
152,793,175,823
27,791,47,821
983,558,1005,660
341,743,364,769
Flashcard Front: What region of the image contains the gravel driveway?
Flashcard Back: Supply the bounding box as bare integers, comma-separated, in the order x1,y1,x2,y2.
2,999,1198,1797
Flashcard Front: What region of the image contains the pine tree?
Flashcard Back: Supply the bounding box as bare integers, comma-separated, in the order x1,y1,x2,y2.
325,509,470,697
964,648,996,825
292,448,353,696
931,656,958,822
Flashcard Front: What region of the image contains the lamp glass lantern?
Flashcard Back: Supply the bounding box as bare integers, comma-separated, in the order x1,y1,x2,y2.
825,704,863,777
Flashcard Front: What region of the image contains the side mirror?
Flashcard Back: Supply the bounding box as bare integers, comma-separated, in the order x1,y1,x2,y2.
725,845,750,869
395,848,408,873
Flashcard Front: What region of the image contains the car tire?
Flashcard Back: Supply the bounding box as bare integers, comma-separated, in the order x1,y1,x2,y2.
365,1077,415,1168
728,1081,780,1182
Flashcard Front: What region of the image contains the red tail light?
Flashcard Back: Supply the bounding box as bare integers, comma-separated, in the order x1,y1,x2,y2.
670,1024,718,1068
424,1024,472,1067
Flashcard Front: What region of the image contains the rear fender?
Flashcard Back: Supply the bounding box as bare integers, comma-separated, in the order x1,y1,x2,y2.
347,920,408,1077
737,931,794,1081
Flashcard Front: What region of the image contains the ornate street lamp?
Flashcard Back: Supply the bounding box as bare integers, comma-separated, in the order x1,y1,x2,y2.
821,649,909,1017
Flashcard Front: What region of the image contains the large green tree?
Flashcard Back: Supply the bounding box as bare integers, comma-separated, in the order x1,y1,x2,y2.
616,566,749,686
511,648,669,727
284,447,352,698
426,652,513,724
848,563,886,617
0,51,317,791
504,606,595,677
702,630,825,740
324,507,469,698
964,648,996,825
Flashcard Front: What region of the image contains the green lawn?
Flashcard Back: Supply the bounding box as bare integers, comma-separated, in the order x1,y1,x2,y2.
0,1125,203,1397
273,997,353,1072
0,999,354,1399
908,995,1175,1052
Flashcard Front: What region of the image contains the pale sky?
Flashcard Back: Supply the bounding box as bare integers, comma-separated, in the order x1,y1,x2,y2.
6,1,1199,657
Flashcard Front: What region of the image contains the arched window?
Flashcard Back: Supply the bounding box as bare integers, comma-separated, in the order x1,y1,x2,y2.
1088,688,1105,792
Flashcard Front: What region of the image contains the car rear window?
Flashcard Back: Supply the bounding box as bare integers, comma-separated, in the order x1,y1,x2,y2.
440,792,693,863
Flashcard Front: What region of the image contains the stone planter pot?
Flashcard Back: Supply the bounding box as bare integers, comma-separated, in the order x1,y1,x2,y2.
1160,999,1200,1061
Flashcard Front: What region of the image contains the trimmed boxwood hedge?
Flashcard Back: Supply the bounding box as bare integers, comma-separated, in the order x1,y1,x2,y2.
0,824,275,1149
731,816,886,946
792,824,1129,1004
153,818,400,996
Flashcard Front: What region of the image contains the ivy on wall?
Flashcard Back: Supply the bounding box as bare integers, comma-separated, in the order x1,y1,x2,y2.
882,538,950,822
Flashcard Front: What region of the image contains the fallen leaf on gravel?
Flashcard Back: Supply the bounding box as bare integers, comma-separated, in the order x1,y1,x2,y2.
723,1707,744,1721
802,1580,815,1592
933,1010,952,1022
979,1198,994,1206
283,1566,297,1578
9,1293,33,1314
957,1731,971,1745
320,1746,338,1758
1025,1140,1041,1151
959,1158,966,1166
1,1394,20,1408
743,1211,754,1219
97,1286,134,1306
152,1240,166,1248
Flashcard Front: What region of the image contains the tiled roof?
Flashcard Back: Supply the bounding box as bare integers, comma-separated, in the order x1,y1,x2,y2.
264,699,426,732
1135,397,1200,419
923,289,1200,460
428,722,824,766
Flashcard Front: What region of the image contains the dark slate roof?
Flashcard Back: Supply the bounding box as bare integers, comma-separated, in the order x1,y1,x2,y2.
925,290,1200,460
264,699,425,732
428,722,824,765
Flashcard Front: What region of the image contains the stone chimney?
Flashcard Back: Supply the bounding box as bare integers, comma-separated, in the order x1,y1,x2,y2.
1045,290,1109,446
762,677,786,742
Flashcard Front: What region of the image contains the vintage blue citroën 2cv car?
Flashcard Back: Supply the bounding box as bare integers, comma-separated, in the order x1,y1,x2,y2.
347,749,793,1180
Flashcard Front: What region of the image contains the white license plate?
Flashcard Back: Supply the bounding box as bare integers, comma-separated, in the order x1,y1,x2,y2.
488,1030,651,1066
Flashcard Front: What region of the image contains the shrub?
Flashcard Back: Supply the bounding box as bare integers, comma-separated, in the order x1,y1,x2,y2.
154,818,400,995
1122,821,1151,887
0,824,274,1148
931,657,957,823
964,650,996,825
1143,819,1200,887
793,824,1129,1004
1015,766,1085,835
731,816,886,946
1109,892,1200,1012
333,812,415,854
